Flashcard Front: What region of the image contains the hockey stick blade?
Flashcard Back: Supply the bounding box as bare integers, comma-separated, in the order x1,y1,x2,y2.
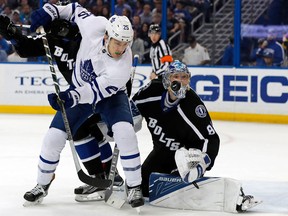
105,192,125,209
78,169,112,188
105,146,126,208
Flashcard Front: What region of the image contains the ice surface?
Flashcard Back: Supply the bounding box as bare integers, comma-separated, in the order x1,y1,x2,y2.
0,114,287,216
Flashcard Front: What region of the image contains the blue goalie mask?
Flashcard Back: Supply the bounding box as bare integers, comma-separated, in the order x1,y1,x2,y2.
163,60,191,99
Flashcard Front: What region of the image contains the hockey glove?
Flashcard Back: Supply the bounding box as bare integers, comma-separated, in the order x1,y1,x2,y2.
30,4,59,32
0,15,22,41
175,147,211,183
48,90,80,111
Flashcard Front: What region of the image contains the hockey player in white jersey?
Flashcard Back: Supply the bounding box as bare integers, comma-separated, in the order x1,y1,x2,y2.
26,2,144,208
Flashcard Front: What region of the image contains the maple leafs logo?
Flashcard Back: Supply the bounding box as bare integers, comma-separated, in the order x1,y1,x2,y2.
80,59,96,83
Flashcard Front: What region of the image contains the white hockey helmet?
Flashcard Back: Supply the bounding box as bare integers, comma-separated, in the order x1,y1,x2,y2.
106,15,133,43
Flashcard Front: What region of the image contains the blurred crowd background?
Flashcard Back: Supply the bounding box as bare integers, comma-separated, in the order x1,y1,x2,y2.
0,0,288,67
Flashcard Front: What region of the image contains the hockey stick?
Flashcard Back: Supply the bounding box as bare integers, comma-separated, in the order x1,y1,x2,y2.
38,27,111,188
105,54,140,208
15,24,31,29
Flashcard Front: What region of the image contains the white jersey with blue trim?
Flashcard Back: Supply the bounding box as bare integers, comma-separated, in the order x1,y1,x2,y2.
46,3,132,105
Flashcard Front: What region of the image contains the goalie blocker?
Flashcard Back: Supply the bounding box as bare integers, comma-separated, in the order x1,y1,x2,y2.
149,173,262,213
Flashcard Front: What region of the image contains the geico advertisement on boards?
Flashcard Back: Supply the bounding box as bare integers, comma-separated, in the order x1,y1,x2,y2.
189,67,288,114
0,64,287,115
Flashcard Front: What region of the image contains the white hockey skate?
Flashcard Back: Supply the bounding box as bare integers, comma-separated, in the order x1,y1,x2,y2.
23,174,55,207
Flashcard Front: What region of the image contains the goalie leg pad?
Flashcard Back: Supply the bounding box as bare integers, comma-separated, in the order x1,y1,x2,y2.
149,173,244,213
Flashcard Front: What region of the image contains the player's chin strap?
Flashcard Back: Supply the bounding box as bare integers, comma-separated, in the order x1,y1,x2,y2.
105,54,140,209
37,26,111,188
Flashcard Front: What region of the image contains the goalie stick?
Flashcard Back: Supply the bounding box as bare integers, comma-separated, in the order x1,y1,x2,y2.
105,54,140,208
38,27,111,188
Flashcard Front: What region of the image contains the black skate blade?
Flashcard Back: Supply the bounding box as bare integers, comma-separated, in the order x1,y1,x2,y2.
78,170,112,188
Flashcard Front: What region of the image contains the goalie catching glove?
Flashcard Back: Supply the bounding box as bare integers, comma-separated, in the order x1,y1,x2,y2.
48,89,80,111
175,147,211,183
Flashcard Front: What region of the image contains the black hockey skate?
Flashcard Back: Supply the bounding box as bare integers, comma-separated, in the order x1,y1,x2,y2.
126,185,145,209
112,169,124,188
236,188,262,212
23,174,55,206
74,171,124,202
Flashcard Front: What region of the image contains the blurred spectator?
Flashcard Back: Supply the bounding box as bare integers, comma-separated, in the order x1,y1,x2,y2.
151,0,161,16
133,0,144,16
257,48,274,67
174,1,192,24
132,15,142,32
167,7,181,47
183,35,210,65
0,0,6,14
11,9,21,24
122,7,132,21
221,36,234,66
139,22,150,45
115,0,132,16
100,4,110,19
19,0,35,9
265,30,285,66
89,0,106,16
151,12,161,25
282,33,288,66
191,0,211,22
249,38,267,66
7,0,19,10
131,29,145,63
19,4,32,25
139,3,152,24
139,22,151,63
89,4,98,15
168,0,178,9
173,1,192,41
1,6,13,19
76,0,90,8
